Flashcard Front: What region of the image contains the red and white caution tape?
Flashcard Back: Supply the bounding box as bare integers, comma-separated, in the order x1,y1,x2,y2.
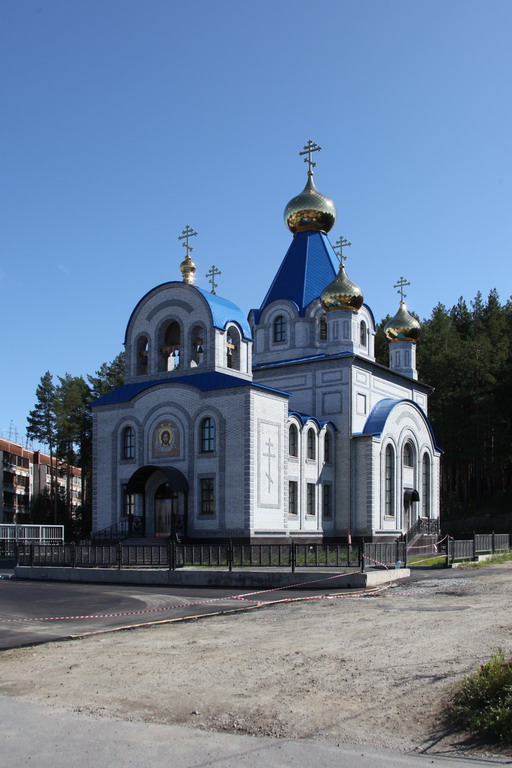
0,570,388,624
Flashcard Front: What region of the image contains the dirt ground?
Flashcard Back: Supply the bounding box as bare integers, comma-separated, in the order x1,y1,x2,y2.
2,565,512,758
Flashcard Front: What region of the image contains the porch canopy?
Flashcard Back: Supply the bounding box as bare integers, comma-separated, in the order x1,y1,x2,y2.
126,465,189,494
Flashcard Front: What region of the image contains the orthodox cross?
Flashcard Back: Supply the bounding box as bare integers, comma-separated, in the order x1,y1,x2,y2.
393,276,410,302
263,436,276,494
299,140,321,174
333,236,352,266
178,225,197,258
206,264,221,294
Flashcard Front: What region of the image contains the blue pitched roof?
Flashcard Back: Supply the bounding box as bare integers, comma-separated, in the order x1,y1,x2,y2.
90,372,290,407
124,282,251,344
356,398,442,452
253,231,337,321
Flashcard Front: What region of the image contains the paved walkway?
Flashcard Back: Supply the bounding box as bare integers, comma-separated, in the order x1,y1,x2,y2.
0,696,509,768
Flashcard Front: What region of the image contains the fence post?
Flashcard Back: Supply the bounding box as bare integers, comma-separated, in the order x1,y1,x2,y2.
71,542,76,569
403,534,408,568
228,539,233,573
14,541,19,567
492,530,496,554
360,538,365,573
472,531,476,561
291,541,295,573
30,543,34,568
445,536,451,568
117,541,122,570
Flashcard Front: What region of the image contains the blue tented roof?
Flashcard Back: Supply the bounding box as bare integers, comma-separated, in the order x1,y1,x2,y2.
253,231,337,321
90,371,290,407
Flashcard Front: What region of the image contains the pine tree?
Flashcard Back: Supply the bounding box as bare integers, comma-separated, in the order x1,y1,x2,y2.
26,371,58,522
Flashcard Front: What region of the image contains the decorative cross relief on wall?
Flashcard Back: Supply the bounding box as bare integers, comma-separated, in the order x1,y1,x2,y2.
257,420,280,507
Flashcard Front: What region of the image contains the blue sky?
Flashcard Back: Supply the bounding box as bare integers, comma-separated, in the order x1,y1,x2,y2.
1,0,511,443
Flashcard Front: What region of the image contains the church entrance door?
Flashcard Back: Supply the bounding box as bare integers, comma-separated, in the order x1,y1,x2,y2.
154,483,178,537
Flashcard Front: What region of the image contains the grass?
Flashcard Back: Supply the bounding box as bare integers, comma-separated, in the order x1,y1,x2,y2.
458,552,512,569
407,555,446,566
448,651,512,745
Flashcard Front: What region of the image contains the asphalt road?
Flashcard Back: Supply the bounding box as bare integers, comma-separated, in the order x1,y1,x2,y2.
0,565,497,651
0,574,366,649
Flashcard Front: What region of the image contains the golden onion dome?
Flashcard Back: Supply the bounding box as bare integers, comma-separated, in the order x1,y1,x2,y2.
320,263,363,312
284,173,336,234
180,254,197,284
384,301,421,343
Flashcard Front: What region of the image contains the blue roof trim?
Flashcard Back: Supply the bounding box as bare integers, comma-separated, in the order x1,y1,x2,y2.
253,351,352,369
90,372,290,407
255,231,336,319
355,398,442,452
124,282,252,344
289,411,337,430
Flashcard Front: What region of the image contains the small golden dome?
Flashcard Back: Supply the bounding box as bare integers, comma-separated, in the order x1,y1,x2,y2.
284,173,336,234
180,254,197,284
384,301,420,343
320,264,363,312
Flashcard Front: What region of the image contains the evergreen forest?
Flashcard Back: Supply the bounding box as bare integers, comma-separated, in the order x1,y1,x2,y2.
25,290,512,538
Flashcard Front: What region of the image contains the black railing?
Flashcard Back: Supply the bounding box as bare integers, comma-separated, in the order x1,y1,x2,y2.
407,517,440,539
90,517,145,542
445,531,512,566
12,531,512,572
15,540,405,572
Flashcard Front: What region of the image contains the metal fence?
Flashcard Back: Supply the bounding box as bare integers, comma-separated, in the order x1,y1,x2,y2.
1,524,65,557
13,533,510,571
448,532,512,564
15,540,403,572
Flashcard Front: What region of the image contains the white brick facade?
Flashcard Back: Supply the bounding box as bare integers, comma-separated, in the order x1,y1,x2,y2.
91,199,441,542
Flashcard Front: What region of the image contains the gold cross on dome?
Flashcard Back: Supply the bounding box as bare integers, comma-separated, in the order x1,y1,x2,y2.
206,264,221,294
299,140,321,174
393,276,411,302
178,225,198,258
333,236,352,266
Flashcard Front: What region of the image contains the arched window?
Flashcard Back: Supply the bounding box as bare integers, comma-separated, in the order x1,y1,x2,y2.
360,320,367,347
307,428,316,460
200,417,215,453
161,321,181,371
385,444,395,516
273,315,287,343
190,325,205,368
226,326,241,370
122,426,135,460
403,442,414,467
422,454,431,517
319,313,327,341
289,424,298,457
324,433,331,463
136,336,149,375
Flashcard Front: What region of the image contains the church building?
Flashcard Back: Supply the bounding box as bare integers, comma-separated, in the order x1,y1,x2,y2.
90,142,441,542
